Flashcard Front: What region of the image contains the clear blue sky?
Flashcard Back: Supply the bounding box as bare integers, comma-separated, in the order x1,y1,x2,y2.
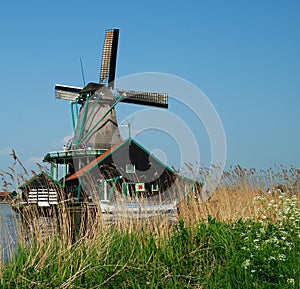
0,0,299,175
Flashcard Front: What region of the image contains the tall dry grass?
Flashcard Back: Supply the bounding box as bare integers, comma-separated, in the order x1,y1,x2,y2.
178,165,299,223
4,163,297,252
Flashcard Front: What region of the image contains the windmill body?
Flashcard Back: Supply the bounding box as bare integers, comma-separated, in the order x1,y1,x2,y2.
73,83,122,150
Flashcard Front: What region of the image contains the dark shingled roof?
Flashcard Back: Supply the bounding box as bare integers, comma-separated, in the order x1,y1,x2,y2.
19,172,61,189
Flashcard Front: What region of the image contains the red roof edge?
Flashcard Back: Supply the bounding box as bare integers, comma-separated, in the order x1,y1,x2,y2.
66,140,124,181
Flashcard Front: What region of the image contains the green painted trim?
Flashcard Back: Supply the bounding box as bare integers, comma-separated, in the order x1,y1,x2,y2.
77,182,81,199
74,94,90,147
129,138,174,173
179,175,203,186
76,102,79,119
130,138,203,186
83,93,103,131
122,183,128,197
108,175,122,200
70,102,77,133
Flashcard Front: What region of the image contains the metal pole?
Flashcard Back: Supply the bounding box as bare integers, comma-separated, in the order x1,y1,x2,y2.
104,181,107,200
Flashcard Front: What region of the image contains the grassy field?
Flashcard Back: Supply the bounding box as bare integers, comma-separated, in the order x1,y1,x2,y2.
0,166,299,288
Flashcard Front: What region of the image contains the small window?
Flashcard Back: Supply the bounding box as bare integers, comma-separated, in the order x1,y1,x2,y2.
151,184,158,191
126,163,135,173
135,183,145,192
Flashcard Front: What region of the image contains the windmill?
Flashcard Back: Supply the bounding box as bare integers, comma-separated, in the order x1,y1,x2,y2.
31,29,203,207
55,29,168,151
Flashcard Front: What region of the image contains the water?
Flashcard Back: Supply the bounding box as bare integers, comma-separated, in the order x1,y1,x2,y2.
0,203,20,262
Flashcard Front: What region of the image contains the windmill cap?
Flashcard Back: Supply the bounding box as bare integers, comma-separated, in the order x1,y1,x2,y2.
80,82,104,94
79,82,114,101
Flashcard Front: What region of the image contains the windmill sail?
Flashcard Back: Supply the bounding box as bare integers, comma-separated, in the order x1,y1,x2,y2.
99,29,119,89
55,84,82,101
116,88,168,108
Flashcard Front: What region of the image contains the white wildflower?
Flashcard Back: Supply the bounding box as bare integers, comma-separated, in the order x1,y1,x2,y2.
242,259,251,269
259,228,266,234
287,278,295,285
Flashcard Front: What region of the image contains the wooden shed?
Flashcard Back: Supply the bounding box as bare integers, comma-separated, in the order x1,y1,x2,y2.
19,172,62,207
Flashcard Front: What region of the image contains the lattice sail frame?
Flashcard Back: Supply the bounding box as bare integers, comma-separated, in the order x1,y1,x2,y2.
99,29,119,88
55,84,81,101
116,88,168,108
